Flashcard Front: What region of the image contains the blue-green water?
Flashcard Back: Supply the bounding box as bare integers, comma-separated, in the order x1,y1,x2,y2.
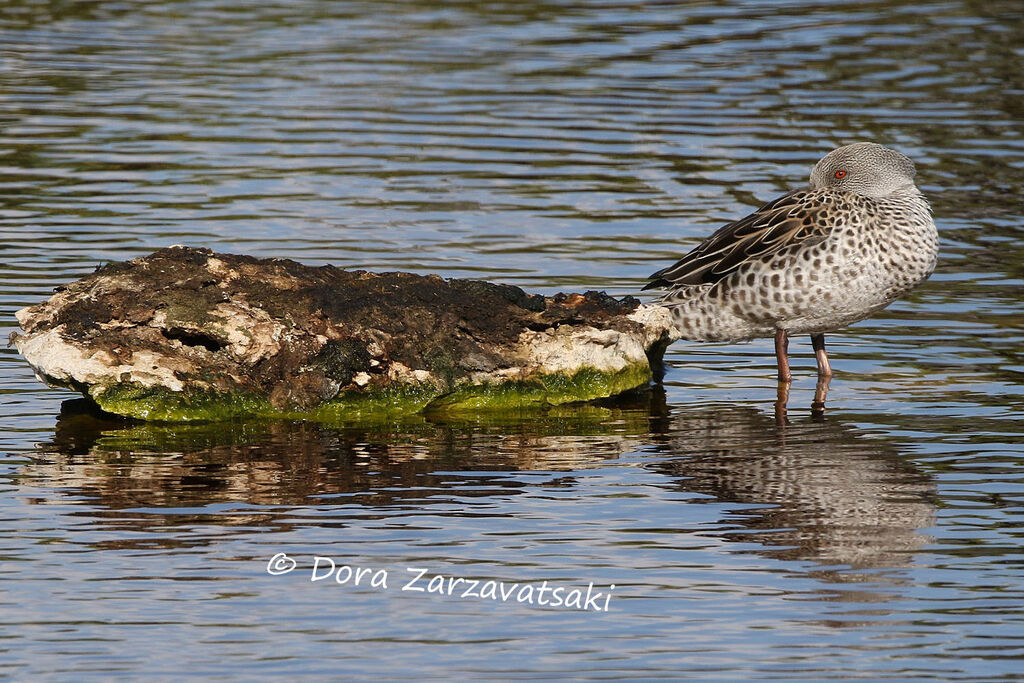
1,1,1022,679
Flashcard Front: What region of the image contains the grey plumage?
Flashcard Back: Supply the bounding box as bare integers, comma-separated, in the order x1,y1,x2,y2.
645,142,939,380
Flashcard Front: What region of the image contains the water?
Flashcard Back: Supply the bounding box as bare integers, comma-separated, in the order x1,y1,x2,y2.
1,0,1023,679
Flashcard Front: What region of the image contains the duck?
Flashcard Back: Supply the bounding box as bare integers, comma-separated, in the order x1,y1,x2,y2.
644,142,938,382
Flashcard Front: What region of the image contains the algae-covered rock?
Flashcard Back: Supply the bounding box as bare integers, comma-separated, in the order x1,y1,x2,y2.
11,246,678,422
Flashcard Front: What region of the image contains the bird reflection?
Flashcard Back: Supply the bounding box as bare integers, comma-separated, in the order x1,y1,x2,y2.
775,376,831,423
23,393,934,576
647,401,936,576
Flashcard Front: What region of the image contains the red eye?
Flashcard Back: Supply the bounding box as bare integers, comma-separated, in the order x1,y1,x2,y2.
834,170,847,178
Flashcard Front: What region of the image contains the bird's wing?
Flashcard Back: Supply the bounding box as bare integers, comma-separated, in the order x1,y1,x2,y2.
643,188,832,290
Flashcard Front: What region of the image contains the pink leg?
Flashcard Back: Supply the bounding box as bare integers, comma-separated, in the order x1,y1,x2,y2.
811,333,832,378
775,329,792,383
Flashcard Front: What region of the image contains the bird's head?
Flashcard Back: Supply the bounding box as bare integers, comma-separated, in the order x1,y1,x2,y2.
809,142,918,198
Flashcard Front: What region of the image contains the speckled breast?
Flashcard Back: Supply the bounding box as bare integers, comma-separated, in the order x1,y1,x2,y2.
774,191,939,334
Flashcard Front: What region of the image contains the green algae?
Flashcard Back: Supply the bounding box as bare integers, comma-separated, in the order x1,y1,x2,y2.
90,384,273,423
85,363,652,423
89,381,444,423
424,363,652,414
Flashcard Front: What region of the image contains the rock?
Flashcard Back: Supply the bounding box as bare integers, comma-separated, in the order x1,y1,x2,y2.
11,246,678,422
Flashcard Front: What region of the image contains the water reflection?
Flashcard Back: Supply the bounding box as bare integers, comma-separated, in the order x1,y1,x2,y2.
648,402,936,577
24,394,934,576
774,377,831,423
25,398,654,510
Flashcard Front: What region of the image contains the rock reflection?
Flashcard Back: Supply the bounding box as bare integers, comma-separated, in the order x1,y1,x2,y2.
24,398,654,510
648,403,936,576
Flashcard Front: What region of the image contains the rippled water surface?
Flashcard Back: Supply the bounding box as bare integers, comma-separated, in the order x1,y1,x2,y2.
2,0,1023,679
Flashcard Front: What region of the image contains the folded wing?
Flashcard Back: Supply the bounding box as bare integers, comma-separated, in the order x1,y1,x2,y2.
644,189,831,290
